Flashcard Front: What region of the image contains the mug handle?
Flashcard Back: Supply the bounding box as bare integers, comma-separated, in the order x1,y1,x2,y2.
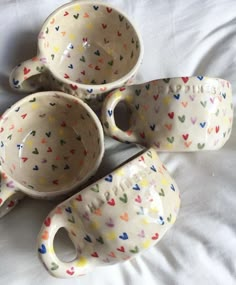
9,57,45,92
101,88,138,143
0,172,25,218
37,210,91,278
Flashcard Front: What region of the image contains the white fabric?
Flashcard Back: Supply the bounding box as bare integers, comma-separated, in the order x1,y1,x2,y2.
0,0,236,284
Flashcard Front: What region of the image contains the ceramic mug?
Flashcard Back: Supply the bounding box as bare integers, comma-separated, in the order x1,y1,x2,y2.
9,1,143,109
0,91,104,218
101,77,233,151
37,147,180,278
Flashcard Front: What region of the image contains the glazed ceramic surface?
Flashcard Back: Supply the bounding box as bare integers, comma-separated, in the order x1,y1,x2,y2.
0,91,104,217
102,77,233,151
37,148,180,278
9,1,143,109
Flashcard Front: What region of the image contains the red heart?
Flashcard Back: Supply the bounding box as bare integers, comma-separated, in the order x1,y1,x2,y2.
119,87,126,91
95,66,100,71
135,195,142,203
182,134,189,141
7,200,15,208
44,217,51,227
61,121,66,127
64,73,70,79
70,84,78,90
64,11,69,16
153,94,159,101
23,67,31,75
81,70,85,75
151,233,159,240
168,112,174,119
21,157,28,162
47,147,52,152
21,113,27,119
91,252,99,257
53,180,59,185
140,132,145,139
102,23,107,29
117,31,122,37
76,194,82,201
215,126,220,133
0,198,2,205
106,7,112,13
117,246,125,252
108,198,115,206
181,77,189,83
66,269,74,275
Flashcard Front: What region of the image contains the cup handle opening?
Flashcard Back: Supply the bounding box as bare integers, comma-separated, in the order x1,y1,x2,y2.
37,211,91,278
101,88,137,143
9,57,45,93
0,172,24,218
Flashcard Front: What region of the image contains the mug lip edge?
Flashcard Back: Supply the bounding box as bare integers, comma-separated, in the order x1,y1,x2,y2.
36,0,144,91
0,91,105,198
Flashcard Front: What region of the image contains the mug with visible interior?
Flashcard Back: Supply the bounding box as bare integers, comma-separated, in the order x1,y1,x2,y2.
37,147,180,278
0,91,104,218
9,1,143,109
101,77,233,151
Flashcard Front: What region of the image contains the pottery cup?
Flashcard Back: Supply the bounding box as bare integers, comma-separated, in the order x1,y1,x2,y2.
0,91,104,218
9,1,143,109
37,147,180,278
101,77,233,151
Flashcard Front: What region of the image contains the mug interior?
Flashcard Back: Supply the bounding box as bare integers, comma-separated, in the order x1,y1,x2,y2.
38,2,141,85
0,92,103,195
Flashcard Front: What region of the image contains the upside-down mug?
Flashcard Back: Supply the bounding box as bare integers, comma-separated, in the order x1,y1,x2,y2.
0,91,104,218
37,148,180,278
9,1,143,109
101,77,233,151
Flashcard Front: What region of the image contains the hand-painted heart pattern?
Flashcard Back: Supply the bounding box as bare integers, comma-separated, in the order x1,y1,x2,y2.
0,92,103,197
102,77,233,151
37,148,180,278
9,3,142,109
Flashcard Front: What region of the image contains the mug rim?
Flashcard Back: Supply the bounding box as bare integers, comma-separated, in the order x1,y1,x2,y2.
37,0,144,90
0,91,105,198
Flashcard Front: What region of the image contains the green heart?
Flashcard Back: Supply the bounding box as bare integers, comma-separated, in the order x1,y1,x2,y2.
119,193,128,203
215,109,220,116
119,14,124,22
80,55,86,62
51,262,59,271
30,130,36,136
96,236,104,244
163,78,170,83
178,115,185,123
68,216,75,223
51,54,55,60
197,143,205,149
200,101,207,108
159,188,165,196
103,121,109,129
32,148,39,154
130,246,139,254
45,27,49,34
147,150,153,158
90,184,99,193
7,134,12,140
60,139,66,145
29,97,36,102
167,136,174,143
73,13,79,19
108,60,113,66
167,214,172,223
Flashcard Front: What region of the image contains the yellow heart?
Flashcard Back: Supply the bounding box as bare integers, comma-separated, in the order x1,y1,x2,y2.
75,256,88,267
77,45,84,53
163,96,171,105
53,46,60,53
86,23,93,30
165,143,174,150
73,4,81,11
48,246,55,254
114,91,122,99
26,140,33,148
89,221,100,230
39,177,46,185
149,206,159,213
58,128,64,136
48,115,55,123
161,178,168,186
126,96,133,103
142,240,151,249
106,231,116,240
115,168,124,176
69,33,76,41
140,179,148,187
31,103,39,110
141,218,149,224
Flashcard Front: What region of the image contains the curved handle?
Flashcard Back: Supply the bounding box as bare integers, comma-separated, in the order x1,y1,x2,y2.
101,88,137,143
37,210,91,278
0,172,25,218
9,57,45,92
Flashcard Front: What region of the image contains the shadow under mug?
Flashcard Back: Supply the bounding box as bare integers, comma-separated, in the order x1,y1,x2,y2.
101,76,233,151
0,91,104,218
9,1,143,109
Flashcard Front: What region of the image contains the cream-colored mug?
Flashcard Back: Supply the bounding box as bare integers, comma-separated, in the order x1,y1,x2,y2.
9,1,143,109
37,148,180,278
101,77,233,151
0,91,104,218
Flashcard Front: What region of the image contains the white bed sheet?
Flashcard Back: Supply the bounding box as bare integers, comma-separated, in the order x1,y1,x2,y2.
0,0,236,284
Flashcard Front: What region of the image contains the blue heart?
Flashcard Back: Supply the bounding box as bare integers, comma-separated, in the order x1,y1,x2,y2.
65,207,72,213
170,184,175,191
105,174,113,182
15,107,20,112
150,124,155,131
174,94,180,100
197,76,204,80
87,89,93,93
133,184,140,191
38,244,46,254
119,232,128,240
69,43,74,49
84,234,92,243
93,5,99,10
68,64,73,69
33,165,39,171
158,216,165,225
0,141,4,147
13,78,19,86
200,122,206,128
108,110,113,117
150,165,156,172
55,26,59,31
222,92,226,99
